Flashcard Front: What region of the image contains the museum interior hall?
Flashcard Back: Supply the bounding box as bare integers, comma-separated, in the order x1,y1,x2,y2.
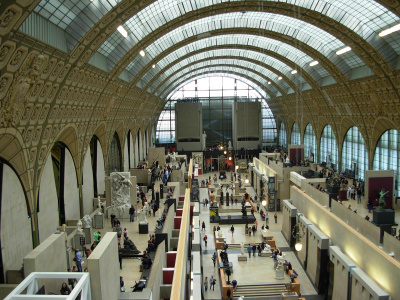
0,0,400,299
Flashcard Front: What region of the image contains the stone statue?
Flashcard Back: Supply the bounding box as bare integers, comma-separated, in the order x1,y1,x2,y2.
276,253,286,270
60,224,66,232
76,220,83,235
262,244,271,253
110,172,132,216
285,156,290,163
218,230,223,238
82,215,92,228
97,196,103,215
228,141,232,150
378,188,389,210
240,242,245,255
138,206,148,223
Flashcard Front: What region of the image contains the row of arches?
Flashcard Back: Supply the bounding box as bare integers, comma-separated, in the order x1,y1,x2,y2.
278,123,400,196
0,127,152,282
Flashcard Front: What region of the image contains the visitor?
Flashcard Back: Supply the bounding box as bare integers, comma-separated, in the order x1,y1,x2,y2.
118,244,123,270
60,282,71,295
202,221,206,232
209,276,216,291
203,234,208,247
204,276,208,291
212,252,217,266
74,249,82,272
129,205,135,222
252,244,256,256
247,244,252,258
230,225,235,237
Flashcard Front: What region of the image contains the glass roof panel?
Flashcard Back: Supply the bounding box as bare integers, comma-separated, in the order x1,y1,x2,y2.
159,65,280,98
144,34,329,80
154,58,292,94
33,0,118,51
141,49,307,92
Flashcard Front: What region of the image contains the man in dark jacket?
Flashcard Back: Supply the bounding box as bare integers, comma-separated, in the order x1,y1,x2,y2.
252,244,257,256
129,205,135,222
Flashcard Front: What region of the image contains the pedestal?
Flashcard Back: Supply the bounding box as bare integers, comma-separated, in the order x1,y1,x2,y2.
226,192,230,206
235,182,239,195
73,233,85,250
238,254,247,261
275,269,284,280
107,208,130,219
372,209,395,224
280,292,299,300
338,190,347,200
82,228,92,244
139,222,149,234
93,214,104,229
260,252,272,257
160,184,164,199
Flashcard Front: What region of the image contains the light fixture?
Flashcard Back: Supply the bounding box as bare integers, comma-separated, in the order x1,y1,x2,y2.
244,175,249,184
291,70,297,74
278,76,282,80
336,46,351,55
117,25,128,38
152,64,156,68
262,200,267,206
139,50,145,57
268,81,271,84
379,23,400,37
235,165,239,170
224,150,227,155
220,145,223,150
291,223,306,252
295,243,303,251
309,60,319,66
228,156,232,161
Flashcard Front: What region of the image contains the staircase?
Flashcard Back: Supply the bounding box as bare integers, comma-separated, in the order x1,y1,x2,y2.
234,283,289,299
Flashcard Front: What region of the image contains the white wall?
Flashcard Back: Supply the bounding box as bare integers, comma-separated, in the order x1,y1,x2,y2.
64,150,80,220
38,154,59,243
96,140,105,196
1,164,33,275
82,148,94,215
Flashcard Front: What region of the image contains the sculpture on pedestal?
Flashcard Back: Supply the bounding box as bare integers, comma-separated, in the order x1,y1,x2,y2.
378,188,389,210
240,242,245,255
76,220,83,235
262,244,271,253
97,196,103,215
218,230,223,238
82,215,92,228
110,172,132,215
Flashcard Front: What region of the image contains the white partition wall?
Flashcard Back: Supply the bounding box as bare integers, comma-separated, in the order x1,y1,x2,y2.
297,215,312,268
175,102,203,151
82,148,94,215
38,155,59,243
330,246,356,300
1,164,33,277
350,268,389,300
232,102,261,150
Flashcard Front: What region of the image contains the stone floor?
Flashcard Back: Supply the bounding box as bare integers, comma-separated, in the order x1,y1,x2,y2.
92,168,400,299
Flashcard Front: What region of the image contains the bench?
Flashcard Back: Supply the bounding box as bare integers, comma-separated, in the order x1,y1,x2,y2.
287,270,300,296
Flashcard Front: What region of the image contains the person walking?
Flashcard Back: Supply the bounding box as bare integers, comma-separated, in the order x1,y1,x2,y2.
202,221,206,232
227,288,232,300
118,244,123,270
274,213,277,223
247,244,252,258
209,276,216,291
232,279,237,291
357,187,362,203
74,249,82,272
129,205,135,222
257,244,262,256
212,252,217,267
252,244,257,256
204,276,208,291
230,225,235,237
266,212,269,224
203,234,208,247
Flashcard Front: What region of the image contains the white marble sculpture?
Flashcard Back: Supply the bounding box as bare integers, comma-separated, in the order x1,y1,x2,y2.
138,206,148,223
262,244,271,253
76,220,83,235
82,215,92,228
228,141,232,150
218,230,223,238
276,253,286,270
286,156,290,163
110,172,132,215
241,242,245,255
97,196,103,215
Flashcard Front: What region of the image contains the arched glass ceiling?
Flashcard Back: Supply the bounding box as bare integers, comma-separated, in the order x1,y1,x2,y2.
156,60,291,96
32,0,119,51
167,73,269,100
143,49,307,93
103,12,364,74
136,35,330,85
95,0,399,70
160,66,278,99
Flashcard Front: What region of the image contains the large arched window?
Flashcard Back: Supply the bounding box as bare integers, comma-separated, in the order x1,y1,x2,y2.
319,125,338,169
303,123,317,162
108,133,122,175
290,123,301,145
373,129,400,197
341,127,368,180
279,123,287,148
156,76,277,146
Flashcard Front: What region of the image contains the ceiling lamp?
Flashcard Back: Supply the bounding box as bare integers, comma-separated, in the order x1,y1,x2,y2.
295,243,303,251
278,76,282,80
235,165,239,170
244,175,249,184
224,150,227,155
139,50,146,57
336,46,351,55
228,156,232,161
267,81,271,84
291,70,297,74
309,60,319,67
262,200,267,206
292,223,306,252
117,25,128,38
379,23,400,37
152,64,156,68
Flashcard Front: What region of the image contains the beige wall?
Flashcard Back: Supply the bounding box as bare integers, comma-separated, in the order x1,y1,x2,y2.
291,186,399,298
350,268,389,300
306,225,329,285
382,232,400,260
297,215,312,267
330,246,356,300
282,200,296,242
147,147,166,168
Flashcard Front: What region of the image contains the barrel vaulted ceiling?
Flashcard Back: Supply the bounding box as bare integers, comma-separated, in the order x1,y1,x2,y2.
1,0,400,210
